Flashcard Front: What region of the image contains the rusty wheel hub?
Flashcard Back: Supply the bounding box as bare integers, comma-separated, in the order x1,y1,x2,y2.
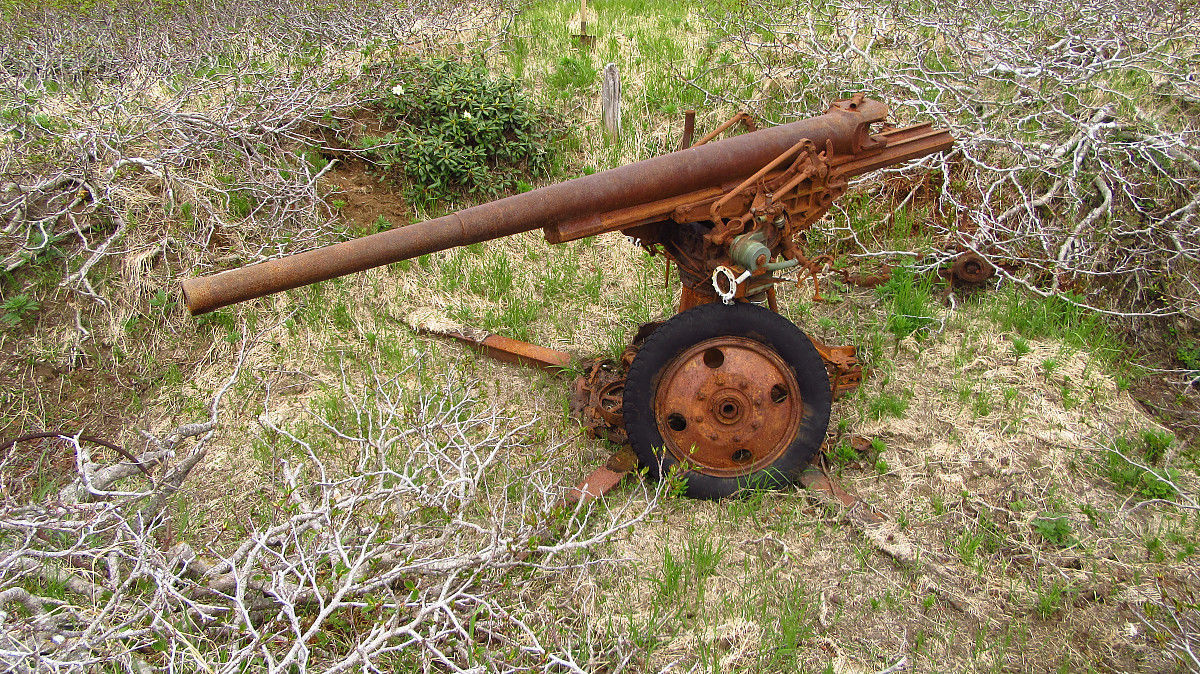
653,336,804,477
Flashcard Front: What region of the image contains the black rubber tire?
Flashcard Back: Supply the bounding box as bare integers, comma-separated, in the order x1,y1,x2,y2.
622,302,832,500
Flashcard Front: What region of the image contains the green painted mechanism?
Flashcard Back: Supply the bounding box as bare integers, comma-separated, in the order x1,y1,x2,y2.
729,230,800,274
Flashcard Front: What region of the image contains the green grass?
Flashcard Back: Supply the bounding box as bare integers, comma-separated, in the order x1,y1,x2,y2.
1103,432,1181,499
987,287,1118,361
875,264,937,340
867,387,912,420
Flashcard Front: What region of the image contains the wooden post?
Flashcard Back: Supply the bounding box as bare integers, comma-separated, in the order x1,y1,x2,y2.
573,0,595,48
601,63,621,141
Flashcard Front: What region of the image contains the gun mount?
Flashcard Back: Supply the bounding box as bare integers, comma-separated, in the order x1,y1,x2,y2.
182,95,953,500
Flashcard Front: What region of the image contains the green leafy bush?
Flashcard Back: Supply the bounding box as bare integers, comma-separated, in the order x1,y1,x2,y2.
365,59,557,208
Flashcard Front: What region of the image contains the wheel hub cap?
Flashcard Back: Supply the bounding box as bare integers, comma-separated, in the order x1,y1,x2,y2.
653,336,804,477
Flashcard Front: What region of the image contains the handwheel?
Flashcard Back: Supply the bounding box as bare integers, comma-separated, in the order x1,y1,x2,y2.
622,302,832,499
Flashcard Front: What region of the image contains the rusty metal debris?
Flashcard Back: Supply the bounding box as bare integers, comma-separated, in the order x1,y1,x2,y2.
437,329,572,371
949,251,995,286
836,264,893,289
799,464,885,525
808,336,863,400
182,96,952,500
562,448,638,506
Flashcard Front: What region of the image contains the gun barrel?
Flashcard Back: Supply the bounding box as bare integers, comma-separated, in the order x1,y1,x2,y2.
182,98,933,315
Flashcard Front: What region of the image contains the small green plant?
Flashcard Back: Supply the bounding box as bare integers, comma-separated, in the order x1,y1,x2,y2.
868,389,911,419
1139,428,1175,464
971,389,994,417
226,190,254,219
1032,514,1076,548
1040,356,1059,378
148,289,175,311
684,536,726,602
955,529,985,567
0,293,39,326
830,439,859,465
662,462,690,499
1145,535,1166,563
1176,339,1200,370
1034,579,1066,619
1012,336,1031,359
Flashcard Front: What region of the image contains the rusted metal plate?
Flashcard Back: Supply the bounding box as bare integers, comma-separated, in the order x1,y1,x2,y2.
562,449,637,505
807,335,864,400
432,329,572,371
563,466,627,505
652,336,804,477
800,466,884,524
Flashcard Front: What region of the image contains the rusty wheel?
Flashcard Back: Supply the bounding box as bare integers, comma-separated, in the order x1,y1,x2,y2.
623,302,831,499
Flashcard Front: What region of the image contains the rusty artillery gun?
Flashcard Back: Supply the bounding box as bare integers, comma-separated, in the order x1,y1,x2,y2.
183,95,952,500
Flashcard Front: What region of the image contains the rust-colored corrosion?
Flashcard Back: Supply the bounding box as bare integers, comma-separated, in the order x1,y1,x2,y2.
677,110,696,151
434,329,573,371
808,335,863,400
562,449,638,505
950,251,995,285
799,466,885,524
181,97,951,315
651,335,805,477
